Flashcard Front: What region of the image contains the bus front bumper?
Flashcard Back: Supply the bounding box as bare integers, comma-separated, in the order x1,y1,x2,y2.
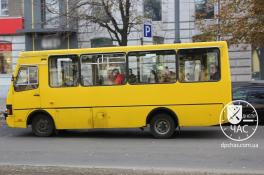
5,115,15,128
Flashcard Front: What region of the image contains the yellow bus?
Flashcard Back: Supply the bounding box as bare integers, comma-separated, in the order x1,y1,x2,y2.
4,41,231,138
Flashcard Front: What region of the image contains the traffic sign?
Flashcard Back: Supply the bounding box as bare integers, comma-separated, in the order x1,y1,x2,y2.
144,24,152,38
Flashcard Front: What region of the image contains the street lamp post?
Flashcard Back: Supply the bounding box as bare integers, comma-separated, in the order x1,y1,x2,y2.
174,0,180,43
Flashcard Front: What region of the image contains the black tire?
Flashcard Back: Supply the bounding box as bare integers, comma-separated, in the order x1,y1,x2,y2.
32,114,55,137
150,113,176,139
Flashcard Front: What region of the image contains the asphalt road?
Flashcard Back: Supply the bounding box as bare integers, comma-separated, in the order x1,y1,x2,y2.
0,124,263,174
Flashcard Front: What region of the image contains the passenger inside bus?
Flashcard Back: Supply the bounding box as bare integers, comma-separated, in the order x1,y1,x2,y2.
128,69,137,83
112,69,125,85
161,66,172,82
148,70,158,83
210,64,220,80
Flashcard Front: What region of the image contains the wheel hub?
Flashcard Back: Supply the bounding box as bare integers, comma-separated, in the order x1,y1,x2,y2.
155,120,170,134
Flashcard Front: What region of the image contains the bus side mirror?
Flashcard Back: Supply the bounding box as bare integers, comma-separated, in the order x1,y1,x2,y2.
11,75,16,82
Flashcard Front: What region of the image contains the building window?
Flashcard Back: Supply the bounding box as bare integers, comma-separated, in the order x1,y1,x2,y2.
41,34,61,50
49,55,79,87
91,5,110,23
0,42,12,74
252,49,260,80
91,38,113,48
41,0,60,28
153,36,164,45
80,53,126,86
178,48,220,82
144,0,162,21
128,50,176,84
0,0,9,16
195,0,214,19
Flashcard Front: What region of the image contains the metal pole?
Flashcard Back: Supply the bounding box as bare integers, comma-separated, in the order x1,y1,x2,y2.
217,0,220,41
174,0,180,43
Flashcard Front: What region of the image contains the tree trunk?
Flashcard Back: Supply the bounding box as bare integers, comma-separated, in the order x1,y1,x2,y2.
258,47,264,80
120,33,128,46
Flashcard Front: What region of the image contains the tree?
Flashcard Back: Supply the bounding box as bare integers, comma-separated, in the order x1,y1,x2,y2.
194,0,264,79
46,0,143,46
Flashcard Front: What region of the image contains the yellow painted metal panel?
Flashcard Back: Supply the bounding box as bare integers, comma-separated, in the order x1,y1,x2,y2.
55,108,93,129
93,107,152,128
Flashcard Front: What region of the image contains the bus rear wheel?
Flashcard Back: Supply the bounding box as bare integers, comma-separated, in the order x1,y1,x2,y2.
150,113,176,139
32,114,55,137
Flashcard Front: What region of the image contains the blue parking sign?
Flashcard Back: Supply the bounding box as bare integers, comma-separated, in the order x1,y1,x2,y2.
144,24,152,37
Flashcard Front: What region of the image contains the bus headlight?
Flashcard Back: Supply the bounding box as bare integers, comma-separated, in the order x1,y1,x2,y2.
6,104,13,115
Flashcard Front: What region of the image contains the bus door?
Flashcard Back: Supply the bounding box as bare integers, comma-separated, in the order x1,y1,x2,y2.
80,53,129,128
41,55,93,129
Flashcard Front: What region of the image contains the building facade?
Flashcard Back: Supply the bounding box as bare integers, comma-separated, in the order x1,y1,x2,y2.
21,0,78,51
0,0,24,98
0,0,258,99
78,0,253,82
0,0,79,98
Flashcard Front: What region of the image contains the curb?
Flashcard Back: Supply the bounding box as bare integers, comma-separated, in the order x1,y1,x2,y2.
0,165,263,175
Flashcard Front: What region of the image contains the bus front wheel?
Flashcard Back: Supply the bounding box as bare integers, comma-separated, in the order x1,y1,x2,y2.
32,114,55,137
150,113,176,139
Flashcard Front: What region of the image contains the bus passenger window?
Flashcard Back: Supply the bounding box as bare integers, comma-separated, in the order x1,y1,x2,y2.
80,53,126,86
49,55,79,87
15,66,38,91
178,48,220,82
128,50,176,84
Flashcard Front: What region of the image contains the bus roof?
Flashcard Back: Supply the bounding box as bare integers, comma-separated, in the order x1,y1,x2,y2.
19,41,227,58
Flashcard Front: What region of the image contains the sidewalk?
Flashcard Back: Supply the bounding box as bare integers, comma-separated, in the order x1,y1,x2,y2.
0,98,6,127
0,165,263,175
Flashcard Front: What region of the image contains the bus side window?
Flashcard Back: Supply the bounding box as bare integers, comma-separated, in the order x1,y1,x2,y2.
178,48,220,82
49,55,79,87
128,50,176,84
80,53,126,86
14,66,38,91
